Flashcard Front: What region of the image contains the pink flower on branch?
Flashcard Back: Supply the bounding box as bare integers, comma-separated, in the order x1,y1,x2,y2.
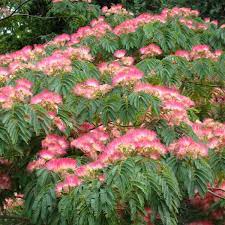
45,158,77,172
31,89,62,113
112,66,144,86
71,126,109,159
73,78,112,99
0,78,32,109
113,50,127,58
169,137,208,159
140,44,163,58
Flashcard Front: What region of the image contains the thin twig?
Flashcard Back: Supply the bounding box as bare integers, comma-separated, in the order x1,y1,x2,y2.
0,0,33,22
209,187,225,193
89,123,103,131
208,190,225,200
11,13,58,19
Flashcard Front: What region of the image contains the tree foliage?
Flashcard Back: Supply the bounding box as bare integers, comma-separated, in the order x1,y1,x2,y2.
0,2,225,225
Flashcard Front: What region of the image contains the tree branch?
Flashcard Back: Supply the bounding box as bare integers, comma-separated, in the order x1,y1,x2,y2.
208,190,225,200
1,13,74,21
209,187,225,193
11,13,58,19
0,0,33,22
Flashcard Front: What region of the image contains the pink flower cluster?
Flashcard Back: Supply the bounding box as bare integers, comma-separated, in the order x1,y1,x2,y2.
36,52,72,76
104,128,167,160
64,46,93,61
55,175,82,195
143,208,156,225
98,55,135,76
179,18,208,30
45,158,77,172
140,44,163,58
0,21,112,72
0,174,11,190
45,46,93,62
98,61,122,75
27,128,168,195
113,49,127,58
73,78,112,99
31,89,62,113
134,82,194,125
113,13,166,35
54,160,105,196
102,4,133,17
0,78,32,109
112,7,199,36
71,126,109,159
52,34,70,45
169,137,208,159
55,129,167,195
191,45,222,61
111,49,134,66
42,130,108,195
1,46,33,64
174,45,223,61
75,160,106,178
174,50,191,60
163,7,199,18
40,134,69,158
204,18,218,26
69,17,112,44
135,82,194,108
0,157,11,165
32,44,45,56
8,61,36,75
27,158,46,172
3,193,24,212
0,67,10,82
191,119,225,149
31,89,65,130
27,134,69,171
0,46,91,80
112,66,144,86
0,46,46,76
27,135,81,195
52,116,66,132
29,121,223,196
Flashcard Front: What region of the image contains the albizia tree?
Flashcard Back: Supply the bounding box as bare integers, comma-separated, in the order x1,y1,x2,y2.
0,2,225,225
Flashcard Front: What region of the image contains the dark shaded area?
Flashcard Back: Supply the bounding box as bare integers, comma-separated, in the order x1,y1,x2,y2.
0,0,60,53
